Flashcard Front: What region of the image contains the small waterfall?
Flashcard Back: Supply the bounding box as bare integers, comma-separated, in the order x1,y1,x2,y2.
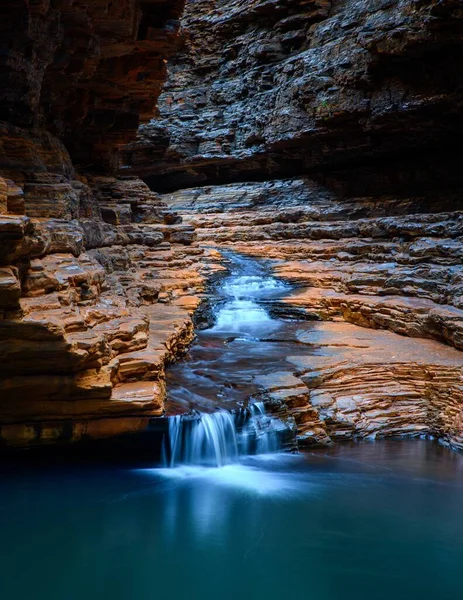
213,299,273,331
166,404,285,468
239,402,281,456
164,253,293,468
210,260,287,334
168,412,238,468
221,275,287,297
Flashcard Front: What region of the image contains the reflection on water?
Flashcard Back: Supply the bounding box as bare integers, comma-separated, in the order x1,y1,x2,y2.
1,441,463,600
4,255,460,600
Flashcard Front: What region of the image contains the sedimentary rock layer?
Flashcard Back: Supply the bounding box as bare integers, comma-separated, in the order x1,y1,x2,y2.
0,0,221,449
125,0,463,200
1,0,185,171
162,179,463,348
1,0,463,452
123,0,463,449
256,322,463,451
160,174,463,449
0,194,223,448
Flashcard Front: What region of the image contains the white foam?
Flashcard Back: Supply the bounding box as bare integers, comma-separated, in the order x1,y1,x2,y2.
222,276,286,298
212,300,273,330
155,461,310,496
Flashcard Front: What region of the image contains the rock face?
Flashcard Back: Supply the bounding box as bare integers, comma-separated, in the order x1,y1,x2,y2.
1,0,185,171
0,0,224,450
254,322,463,450
162,178,463,448
125,0,463,198
1,0,462,452
124,0,463,449
0,160,221,448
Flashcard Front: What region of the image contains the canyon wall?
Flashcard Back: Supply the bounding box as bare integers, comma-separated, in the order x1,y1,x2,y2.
0,0,220,450
128,0,463,449
1,0,462,452
125,0,463,198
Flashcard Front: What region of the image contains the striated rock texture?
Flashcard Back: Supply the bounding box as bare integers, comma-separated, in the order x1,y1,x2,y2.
0,195,219,448
126,0,463,449
253,322,463,451
125,0,463,197
1,0,463,453
162,177,463,448
1,0,185,171
160,176,463,449
0,0,228,450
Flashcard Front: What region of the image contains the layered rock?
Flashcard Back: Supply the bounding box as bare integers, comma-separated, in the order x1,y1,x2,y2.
0,177,224,448
160,177,463,450
125,0,463,199
255,322,463,450
162,179,463,346
0,0,222,450
126,0,463,449
1,0,463,453
1,0,185,171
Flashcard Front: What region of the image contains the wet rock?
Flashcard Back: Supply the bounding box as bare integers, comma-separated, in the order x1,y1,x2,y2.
253,322,463,449
159,175,463,449
0,0,462,454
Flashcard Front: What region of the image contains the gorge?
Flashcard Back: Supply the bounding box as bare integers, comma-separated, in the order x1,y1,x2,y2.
0,0,462,453
0,0,463,597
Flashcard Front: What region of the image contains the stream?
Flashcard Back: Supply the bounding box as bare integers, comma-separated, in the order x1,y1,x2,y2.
166,252,293,415
164,252,295,466
1,253,463,600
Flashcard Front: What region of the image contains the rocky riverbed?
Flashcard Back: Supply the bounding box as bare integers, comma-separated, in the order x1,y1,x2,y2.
0,0,461,454
165,251,463,450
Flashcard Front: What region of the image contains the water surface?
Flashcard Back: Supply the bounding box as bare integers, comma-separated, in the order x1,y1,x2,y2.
1,441,463,600
2,254,462,600
165,252,298,413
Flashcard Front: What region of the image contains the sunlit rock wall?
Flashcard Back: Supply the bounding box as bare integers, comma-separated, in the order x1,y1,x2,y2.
0,0,215,450
125,0,463,449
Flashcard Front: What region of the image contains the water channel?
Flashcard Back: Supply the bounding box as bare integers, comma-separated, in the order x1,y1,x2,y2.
1,253,463,600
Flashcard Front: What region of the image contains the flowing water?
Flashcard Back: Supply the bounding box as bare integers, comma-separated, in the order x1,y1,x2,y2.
163,252,294,467
165,252,292,416
165,402,282,468
2,253,463,599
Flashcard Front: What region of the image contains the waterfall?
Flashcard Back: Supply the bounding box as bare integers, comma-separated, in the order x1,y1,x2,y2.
210,258,287,334
213,299,273,330
163,253,293,468
239,402,281,455
165,404,284,468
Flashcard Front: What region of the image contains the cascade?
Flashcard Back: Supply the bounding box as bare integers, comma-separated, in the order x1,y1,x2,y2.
164,253,291,468
211,254,287,334
165,404,284,468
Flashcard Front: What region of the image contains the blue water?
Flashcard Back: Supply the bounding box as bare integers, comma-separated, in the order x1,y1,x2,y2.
1,440,463,600
2,255,462,598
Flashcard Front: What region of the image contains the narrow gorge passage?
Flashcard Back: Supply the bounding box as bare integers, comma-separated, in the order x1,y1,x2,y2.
166,252,291,416
163,250,463,455
0,0,462,598
162,252,298,466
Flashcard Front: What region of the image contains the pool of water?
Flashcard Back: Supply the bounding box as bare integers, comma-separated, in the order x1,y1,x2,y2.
3,254,461,599
1,440,463,600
